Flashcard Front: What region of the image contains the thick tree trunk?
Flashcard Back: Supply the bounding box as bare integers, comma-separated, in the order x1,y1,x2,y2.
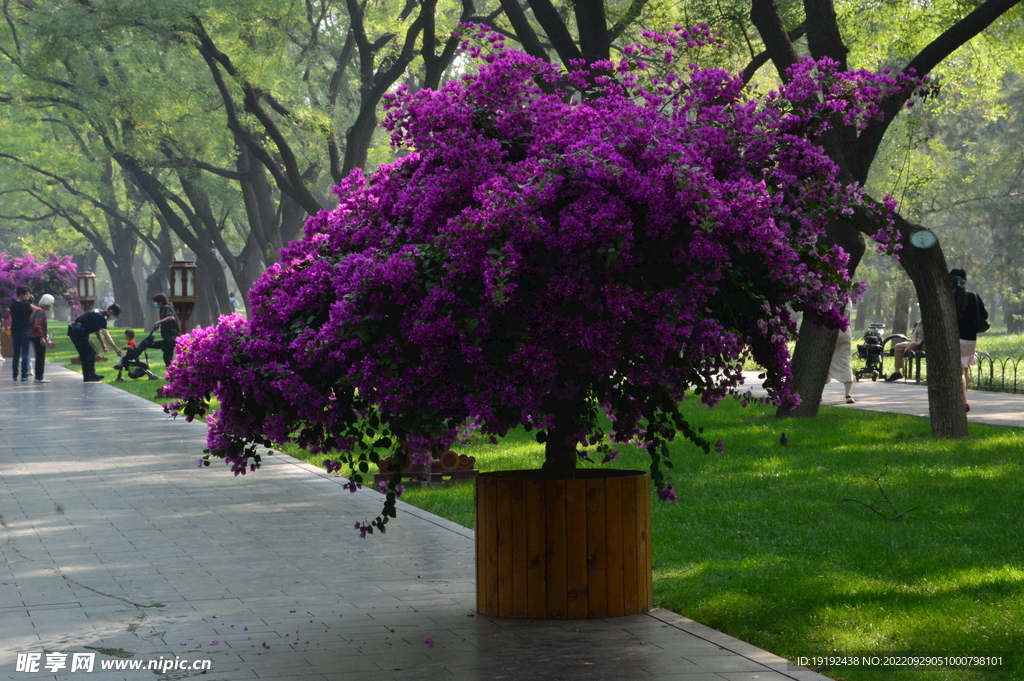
192,251,231,329
896,231,967,437
143,219,176,328
778,322,838,418
778,219,865,418
540,402,581,479
279,195,307,245
106,254,143,328
574,0,611,63
343,110,377,175
237,144,283,267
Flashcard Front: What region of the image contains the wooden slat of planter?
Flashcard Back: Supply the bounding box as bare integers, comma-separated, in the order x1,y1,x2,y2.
509,479,529,618
621,475,639,615
604,476,625,617
565,479,589,618
496,480,514,618
525,480,547,618
637,474,653,610
475,480,497,615
586,477,607,618
543,480,568,618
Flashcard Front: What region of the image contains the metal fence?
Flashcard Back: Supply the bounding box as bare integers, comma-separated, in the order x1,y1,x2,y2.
888,351,1024,394
973,353,1024,393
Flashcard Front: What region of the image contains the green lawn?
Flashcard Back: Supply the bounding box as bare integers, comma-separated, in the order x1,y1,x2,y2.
43,327,169,404
976,332,1024,359
346,400,1021,681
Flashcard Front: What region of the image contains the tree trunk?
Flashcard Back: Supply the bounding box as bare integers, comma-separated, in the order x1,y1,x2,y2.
891,277,914,336
143,218,176,328
191,251,231,329
778,322,838,418
540,402,580,479
896,232,967,437
854,297,867,331
279,195,307,245
778,219,864,418
106,251,143,328
237,143,283,268
574,0,610,63
342,109,378,176
1005,275,1024,333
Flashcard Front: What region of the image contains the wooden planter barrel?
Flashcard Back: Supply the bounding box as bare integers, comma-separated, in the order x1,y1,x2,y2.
475,469,652,619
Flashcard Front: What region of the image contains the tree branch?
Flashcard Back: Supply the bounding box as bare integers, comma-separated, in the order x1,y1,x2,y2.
192,160,248,181
190,16,324,214
857,0,1023,179
740,21,805,84
749,0,801,80
608,0,648,42
498,0,549,61
526,0,584,66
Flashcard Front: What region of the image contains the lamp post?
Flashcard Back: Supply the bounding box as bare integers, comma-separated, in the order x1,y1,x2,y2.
168,260,198,334
77,271,97,312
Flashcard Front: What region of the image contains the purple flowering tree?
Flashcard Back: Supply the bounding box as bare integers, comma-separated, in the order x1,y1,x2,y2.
0,252,78,314
164,28,923,533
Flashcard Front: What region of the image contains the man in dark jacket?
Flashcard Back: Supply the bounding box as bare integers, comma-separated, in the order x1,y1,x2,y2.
9,286,34,381
68,304,123,382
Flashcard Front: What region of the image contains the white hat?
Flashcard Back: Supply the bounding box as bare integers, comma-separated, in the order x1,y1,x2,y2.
38,294,55,307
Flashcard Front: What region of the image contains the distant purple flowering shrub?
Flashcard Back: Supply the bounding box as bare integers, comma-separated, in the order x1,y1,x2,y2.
165,27,926,534
0,253,78,308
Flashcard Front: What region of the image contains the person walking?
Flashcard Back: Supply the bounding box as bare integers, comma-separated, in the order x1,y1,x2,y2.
29,294,55,383
827,325,856,404
9,286,34,381
150,293,181,371
885,320,924,382
68,304,123,382
950,268,988,412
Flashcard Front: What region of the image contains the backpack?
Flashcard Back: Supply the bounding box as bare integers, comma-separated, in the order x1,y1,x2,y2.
29,306,45,338
972,293,990,334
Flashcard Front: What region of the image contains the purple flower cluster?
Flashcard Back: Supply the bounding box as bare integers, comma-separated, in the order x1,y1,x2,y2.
164,30,924,527
0,252,78,310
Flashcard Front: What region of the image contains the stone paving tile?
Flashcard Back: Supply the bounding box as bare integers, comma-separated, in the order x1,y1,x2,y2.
0,365,834,681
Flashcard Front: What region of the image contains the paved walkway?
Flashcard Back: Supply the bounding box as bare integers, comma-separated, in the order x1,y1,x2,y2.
746,371,1024,428
2,364,833,681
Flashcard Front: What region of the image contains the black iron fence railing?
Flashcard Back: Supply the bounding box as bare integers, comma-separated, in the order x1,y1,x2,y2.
866,349,1024,394
972,352,1024,393
849,330,1023,393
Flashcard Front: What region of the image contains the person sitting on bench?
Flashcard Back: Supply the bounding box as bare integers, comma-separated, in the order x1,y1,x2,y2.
886,321,924,382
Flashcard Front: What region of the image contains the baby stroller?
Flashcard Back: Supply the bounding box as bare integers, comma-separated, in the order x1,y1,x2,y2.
855,324,885,381
114,332,161,381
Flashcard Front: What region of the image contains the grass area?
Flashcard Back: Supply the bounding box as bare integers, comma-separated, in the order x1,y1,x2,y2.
324,400,1022,681
43,327,169,405
976,332,1024,358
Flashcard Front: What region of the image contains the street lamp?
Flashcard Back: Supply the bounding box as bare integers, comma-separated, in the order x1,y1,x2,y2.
77,271,97,311
168,260,198,334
